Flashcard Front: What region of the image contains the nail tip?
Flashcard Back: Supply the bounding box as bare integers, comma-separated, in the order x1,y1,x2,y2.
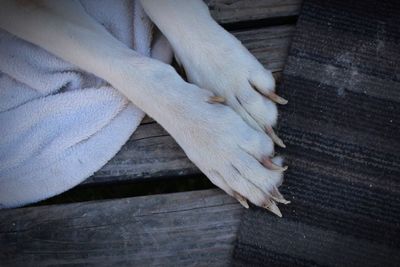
265,126,286,148
234,192,250,209
278,141,286,148
272,197,290,205
273,209,283,218
267,92,288,105
264,202,282,217
240,200,250,209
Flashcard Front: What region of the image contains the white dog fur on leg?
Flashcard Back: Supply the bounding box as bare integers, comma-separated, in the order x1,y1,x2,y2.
141,0,288,138
0,0,289,215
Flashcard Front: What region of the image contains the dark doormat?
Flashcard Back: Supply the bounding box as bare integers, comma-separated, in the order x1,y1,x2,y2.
233,0,400,266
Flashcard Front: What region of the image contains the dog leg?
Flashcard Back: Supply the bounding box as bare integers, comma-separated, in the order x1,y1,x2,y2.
0,0,288,214
141,0,287,147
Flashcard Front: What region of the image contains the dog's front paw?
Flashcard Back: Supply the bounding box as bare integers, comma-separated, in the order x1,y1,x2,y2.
120,58,289,216
163,90,289,216
177,30,287,148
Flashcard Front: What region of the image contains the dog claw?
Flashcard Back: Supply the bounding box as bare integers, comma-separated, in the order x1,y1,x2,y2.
267,92,288,105
208,96,225,104
263,200,282,217
266,126,286,148
271,186,291,205
233,192,249,209
262,157,288,172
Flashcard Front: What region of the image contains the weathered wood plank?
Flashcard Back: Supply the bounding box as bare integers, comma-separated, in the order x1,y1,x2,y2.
86,123,195,184
87,25,295,185
208,0,302,24
233,25,295,72
0,189,242,267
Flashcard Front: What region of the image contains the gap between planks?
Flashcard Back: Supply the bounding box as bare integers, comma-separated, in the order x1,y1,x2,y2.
207,0,302,24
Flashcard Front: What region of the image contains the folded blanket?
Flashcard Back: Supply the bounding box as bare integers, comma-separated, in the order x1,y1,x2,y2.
0,0,158,208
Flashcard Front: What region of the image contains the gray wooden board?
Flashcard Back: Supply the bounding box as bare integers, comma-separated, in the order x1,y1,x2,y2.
207,0,302,24
87,25,295,185
0,189,242,267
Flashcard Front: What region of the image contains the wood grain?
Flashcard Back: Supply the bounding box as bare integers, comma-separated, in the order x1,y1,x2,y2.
87,25,295,185
207,0,302,24
0,189,242,267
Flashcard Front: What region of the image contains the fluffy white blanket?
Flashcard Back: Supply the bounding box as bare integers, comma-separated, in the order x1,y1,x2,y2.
0,0,156,207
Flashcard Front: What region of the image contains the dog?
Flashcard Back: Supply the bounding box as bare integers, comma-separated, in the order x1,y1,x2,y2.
0,0,289,216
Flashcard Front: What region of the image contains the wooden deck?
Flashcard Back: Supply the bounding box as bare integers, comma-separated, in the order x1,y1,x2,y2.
0,1,302,266
0,190,241,266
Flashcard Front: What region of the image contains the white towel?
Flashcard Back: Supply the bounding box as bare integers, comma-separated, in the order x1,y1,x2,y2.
0,0,160,208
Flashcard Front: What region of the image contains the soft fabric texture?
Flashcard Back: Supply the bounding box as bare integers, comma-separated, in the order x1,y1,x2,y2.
233,0,400,266
0,0,156,208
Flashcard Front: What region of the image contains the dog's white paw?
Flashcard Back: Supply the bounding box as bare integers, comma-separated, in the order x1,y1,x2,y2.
176,29,287,148
119,59,289,216
148,78,290,216
182,96,289,216
134,1,289,214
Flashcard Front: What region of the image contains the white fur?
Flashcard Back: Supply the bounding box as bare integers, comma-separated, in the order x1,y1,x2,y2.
0,0,284,209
